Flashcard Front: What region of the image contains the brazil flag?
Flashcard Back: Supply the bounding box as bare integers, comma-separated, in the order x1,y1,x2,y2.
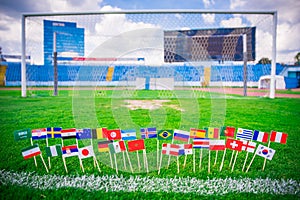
157,130,173,140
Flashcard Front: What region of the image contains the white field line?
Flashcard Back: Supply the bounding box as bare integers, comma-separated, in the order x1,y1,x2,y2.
0,169,299,195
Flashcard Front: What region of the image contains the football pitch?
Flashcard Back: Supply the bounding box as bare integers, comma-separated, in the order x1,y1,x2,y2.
0,88,299,199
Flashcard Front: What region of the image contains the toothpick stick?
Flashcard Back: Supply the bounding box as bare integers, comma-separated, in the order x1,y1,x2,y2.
158,149,163,175
93,156,101,172
46,138,51,169
143,149,149,173
231,151,239,172
62,157,68,173
109,151,113,168
199,148,203,169
167,138,174,168
229,150,235,167
114,154,118,174
183,138,190,168
177,156,180,174
122,151,127,170
262,140,271,171
40,154,49,173
246,153,257,173
208,150,211,173
30,138,37,167
136,151,140,172
242,152,249,172
126,151,133,173
214,150,218,166
219,148,226,171
157,140,159,169
193,149,195,173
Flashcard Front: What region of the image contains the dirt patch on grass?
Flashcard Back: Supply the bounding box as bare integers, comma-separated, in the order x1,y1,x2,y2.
123,100,184,111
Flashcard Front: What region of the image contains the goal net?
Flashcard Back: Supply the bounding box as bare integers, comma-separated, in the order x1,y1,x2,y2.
19,10,276,97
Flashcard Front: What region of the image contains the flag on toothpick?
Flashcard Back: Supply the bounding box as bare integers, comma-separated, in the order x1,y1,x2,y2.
180,144,193,155
209,140,226,151
62,145,79,157
32,128,47,140
225,138,243,151
190,128,206,139
173,129,190,142
162,143,184,156
76,128,92,140
45,144,62,157
121,129,137,141
252,130,269,143
255,144,276,160
21,144,41,159
127,139,145,152
78,145,95,159
220,126,235,138
141,127,157,139
92,128,107,140
205,127,220,139
61,128,77,140
157,130,173,140
47,127,62,139
106,129,122,140
236,128,253,141
241,140,257,153
14,128,31,141
108,141,126,154
97,140,113,152
193,138,210,149
270,131,287,144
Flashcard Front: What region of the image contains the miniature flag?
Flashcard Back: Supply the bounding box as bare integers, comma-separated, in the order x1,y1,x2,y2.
193,138,210,149
128,139,145,152
236,128,253,141
270,131,287,144
14,128,31,141
252,130,269,143
255,144,276,160
45,144,62,157
141,127,157,139
31,128,47,140
62,145,78,157
21,144,41,159
61,128,77,140
78,145,95,159
241,140,257,153
190,128,206,138
121,129,137,141
106,129,121,140
225,138,243,151
180,144,193,155
92,128,107,139
205,127,220,139
109,141,126,154
173,129,190,142
220,126,235,138
97,140,113,152
47,127,62,138
76,128,92,140
157,130,173,140
209,140,226,151
162,143,184,156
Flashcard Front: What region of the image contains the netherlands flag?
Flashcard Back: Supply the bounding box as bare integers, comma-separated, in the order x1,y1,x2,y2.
270,131,287,144
252,130,269,143
173,129,190,142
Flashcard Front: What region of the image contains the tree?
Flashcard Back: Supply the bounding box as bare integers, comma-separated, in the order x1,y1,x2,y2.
294,52,300,65
258,57,271,64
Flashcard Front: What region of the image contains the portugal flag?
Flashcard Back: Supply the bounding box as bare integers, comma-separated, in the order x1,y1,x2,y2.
127,139,145,152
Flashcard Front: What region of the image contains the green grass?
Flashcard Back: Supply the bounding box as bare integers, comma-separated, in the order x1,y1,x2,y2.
0,89,299,199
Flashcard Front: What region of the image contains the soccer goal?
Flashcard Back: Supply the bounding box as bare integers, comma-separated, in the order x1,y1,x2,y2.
20,10,277,97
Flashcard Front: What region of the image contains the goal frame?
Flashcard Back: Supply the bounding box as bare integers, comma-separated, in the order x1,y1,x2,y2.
21,10,277,98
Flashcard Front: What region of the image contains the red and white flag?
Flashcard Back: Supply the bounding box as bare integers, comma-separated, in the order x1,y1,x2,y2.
106,129,122,140
162,143,184,156
180,144,193,155
270,131,287,144
209,140,225,151
225,138,243,151
255,144,276,160
241,140,257,153
78,145,95,159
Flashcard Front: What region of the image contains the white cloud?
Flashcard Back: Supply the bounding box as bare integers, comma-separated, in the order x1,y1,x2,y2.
202,14,215,24
202,0,215,8
220,17,245,28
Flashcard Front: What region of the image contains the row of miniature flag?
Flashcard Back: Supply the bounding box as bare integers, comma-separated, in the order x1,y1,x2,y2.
14,126,288,144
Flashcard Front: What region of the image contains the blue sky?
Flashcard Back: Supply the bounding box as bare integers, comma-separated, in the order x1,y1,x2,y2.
0,0,299,63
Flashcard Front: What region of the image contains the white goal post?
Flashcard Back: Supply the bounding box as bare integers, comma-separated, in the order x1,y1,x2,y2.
21,10,277,98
